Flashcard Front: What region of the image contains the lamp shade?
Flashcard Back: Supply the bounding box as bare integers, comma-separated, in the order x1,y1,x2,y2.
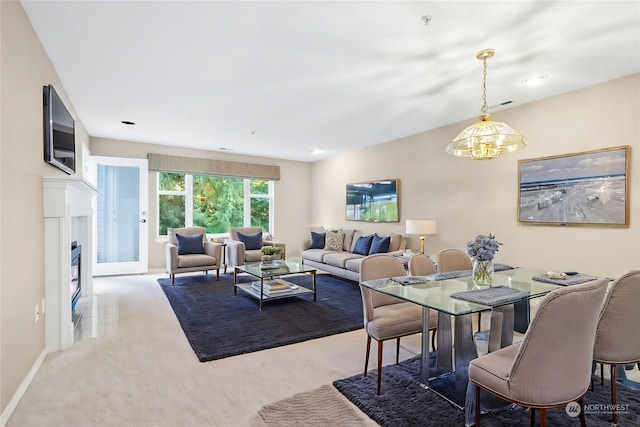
406,220,437,235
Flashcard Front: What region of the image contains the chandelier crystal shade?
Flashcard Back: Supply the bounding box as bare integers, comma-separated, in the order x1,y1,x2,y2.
446,49,526,160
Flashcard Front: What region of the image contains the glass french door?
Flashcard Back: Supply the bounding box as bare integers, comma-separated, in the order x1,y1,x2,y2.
92,156,148,275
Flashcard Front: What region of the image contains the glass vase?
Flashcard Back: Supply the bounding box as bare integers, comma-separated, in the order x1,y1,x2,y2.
472,258,494,286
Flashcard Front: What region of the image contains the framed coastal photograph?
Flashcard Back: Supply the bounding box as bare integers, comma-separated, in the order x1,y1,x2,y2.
518,146,630,226
346,179,399,222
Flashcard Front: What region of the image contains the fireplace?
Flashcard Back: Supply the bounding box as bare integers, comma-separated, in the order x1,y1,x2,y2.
71,242,82,311
44,176,97,351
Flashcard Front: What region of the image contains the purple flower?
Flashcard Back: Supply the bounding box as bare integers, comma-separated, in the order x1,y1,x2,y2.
467,234,502,261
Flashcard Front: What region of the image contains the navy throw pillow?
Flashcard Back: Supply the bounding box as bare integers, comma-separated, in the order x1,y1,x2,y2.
310,231,326,249
176,233,205,255
237,231,263,250
352,234,374,256
369,234,391,255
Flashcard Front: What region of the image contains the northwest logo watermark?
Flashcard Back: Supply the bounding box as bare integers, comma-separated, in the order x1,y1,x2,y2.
565,401,630,417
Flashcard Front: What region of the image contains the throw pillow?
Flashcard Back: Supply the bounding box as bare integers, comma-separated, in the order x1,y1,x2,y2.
324,229,345,251
309,231,326,249
352,234,374,256
369,234,391,255
237,231,263,250
176,233,205,255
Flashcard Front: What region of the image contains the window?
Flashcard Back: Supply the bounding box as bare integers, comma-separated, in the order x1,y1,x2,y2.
157,172,273,235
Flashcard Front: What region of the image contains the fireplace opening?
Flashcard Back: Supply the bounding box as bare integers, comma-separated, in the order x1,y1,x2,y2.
71,242,82,314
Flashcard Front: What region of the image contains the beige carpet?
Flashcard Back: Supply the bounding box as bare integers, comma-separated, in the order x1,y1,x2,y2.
254,385,377,427
7,272,420,426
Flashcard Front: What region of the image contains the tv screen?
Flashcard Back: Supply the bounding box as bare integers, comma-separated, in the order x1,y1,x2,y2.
43,84,76,175
346,179,399,222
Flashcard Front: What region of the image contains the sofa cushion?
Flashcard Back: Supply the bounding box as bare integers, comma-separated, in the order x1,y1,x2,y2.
388,234,403,252
323,252,363,269
353,234,374,255
309,231,326,249
176,233,205,255
301,249,330,263
369,234,391,254
345,257,365,273
237,231,263,250
325,229,345,251
342,229,356,252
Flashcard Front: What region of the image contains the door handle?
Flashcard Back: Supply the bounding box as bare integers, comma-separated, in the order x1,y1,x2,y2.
140,219,147,223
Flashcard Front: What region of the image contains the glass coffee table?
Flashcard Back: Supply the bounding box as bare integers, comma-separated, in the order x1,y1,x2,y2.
233,259,317,310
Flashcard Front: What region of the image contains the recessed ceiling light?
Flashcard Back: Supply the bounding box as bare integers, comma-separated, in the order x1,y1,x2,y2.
421,15,432,25
310,149,325,155
121,120,135,125
521,74,549,86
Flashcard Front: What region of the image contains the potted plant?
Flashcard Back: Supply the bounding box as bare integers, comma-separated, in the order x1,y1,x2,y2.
261,246,283,262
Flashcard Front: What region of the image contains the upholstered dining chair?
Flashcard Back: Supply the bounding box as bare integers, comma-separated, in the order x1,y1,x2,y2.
436,248,488,333
436,248,472,273
593,270,640,424
408,254,437,276
166,227,223,284
359,254,435,395
469,278,608,427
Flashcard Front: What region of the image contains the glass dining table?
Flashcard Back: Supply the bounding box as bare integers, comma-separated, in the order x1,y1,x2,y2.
359,267,563,422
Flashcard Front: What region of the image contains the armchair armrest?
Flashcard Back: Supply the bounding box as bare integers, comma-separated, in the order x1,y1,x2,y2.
166,243,179,272
204,242,223,267
225,239,246,267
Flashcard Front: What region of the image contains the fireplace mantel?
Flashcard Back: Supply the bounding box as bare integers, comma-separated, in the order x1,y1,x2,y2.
43,176,97,351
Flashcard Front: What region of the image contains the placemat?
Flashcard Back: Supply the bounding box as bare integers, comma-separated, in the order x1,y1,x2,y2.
450,285,529,306
391,275,430,285
531,273,599,286
429,264,513,281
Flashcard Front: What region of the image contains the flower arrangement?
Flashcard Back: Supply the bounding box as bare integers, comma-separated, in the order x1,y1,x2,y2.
467,234,501,261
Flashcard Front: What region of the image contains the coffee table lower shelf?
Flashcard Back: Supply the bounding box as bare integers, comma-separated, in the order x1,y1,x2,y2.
235,280,315,309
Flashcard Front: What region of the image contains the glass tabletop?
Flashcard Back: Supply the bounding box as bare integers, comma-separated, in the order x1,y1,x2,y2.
359,267,562,316
236,259,316,279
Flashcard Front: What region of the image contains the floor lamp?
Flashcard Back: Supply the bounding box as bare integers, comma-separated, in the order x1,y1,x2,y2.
406,220,437,254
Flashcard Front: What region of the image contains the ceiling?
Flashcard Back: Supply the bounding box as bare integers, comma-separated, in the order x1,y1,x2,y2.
21,1,640,163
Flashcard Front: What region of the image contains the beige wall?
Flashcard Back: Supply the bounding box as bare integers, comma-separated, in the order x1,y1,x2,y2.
89,138,312,271
0,0,90,416
310,74,640,279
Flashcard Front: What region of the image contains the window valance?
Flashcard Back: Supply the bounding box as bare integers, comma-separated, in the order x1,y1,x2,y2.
147,153,280,180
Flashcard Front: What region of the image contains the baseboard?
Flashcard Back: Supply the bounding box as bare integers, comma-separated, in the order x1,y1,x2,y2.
0,348,47,427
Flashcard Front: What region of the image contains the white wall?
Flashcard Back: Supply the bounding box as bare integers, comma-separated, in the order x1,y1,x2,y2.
309,74,640,279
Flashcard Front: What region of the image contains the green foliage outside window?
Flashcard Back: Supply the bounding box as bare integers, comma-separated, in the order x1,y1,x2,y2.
158,173,272,235
193,175,244,233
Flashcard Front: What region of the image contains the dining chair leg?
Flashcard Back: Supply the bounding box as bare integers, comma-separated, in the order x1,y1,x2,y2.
578,397,587,427
431,329,436,351
475,384,481,426
395,338,401,364
377,340,384,395
364,335,372,377
600,363,604,386
540,408,547,427
530,408,535,427
610,364,618,424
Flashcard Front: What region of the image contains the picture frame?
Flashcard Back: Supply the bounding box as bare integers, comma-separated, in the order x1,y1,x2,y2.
346,179,399,222
518,146,630,227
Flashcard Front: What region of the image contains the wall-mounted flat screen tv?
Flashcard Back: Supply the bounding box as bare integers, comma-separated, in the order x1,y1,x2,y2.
346,179,399,222
43,84,76,175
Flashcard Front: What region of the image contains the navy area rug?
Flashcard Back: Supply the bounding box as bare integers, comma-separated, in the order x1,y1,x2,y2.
158,272,363,362
333,356,640,426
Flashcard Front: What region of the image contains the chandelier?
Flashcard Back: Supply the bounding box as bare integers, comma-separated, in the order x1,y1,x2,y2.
446,49,526,160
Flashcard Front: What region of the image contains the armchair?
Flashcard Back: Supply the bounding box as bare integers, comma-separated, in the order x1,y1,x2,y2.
225,227,285,271
166,227,223,284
